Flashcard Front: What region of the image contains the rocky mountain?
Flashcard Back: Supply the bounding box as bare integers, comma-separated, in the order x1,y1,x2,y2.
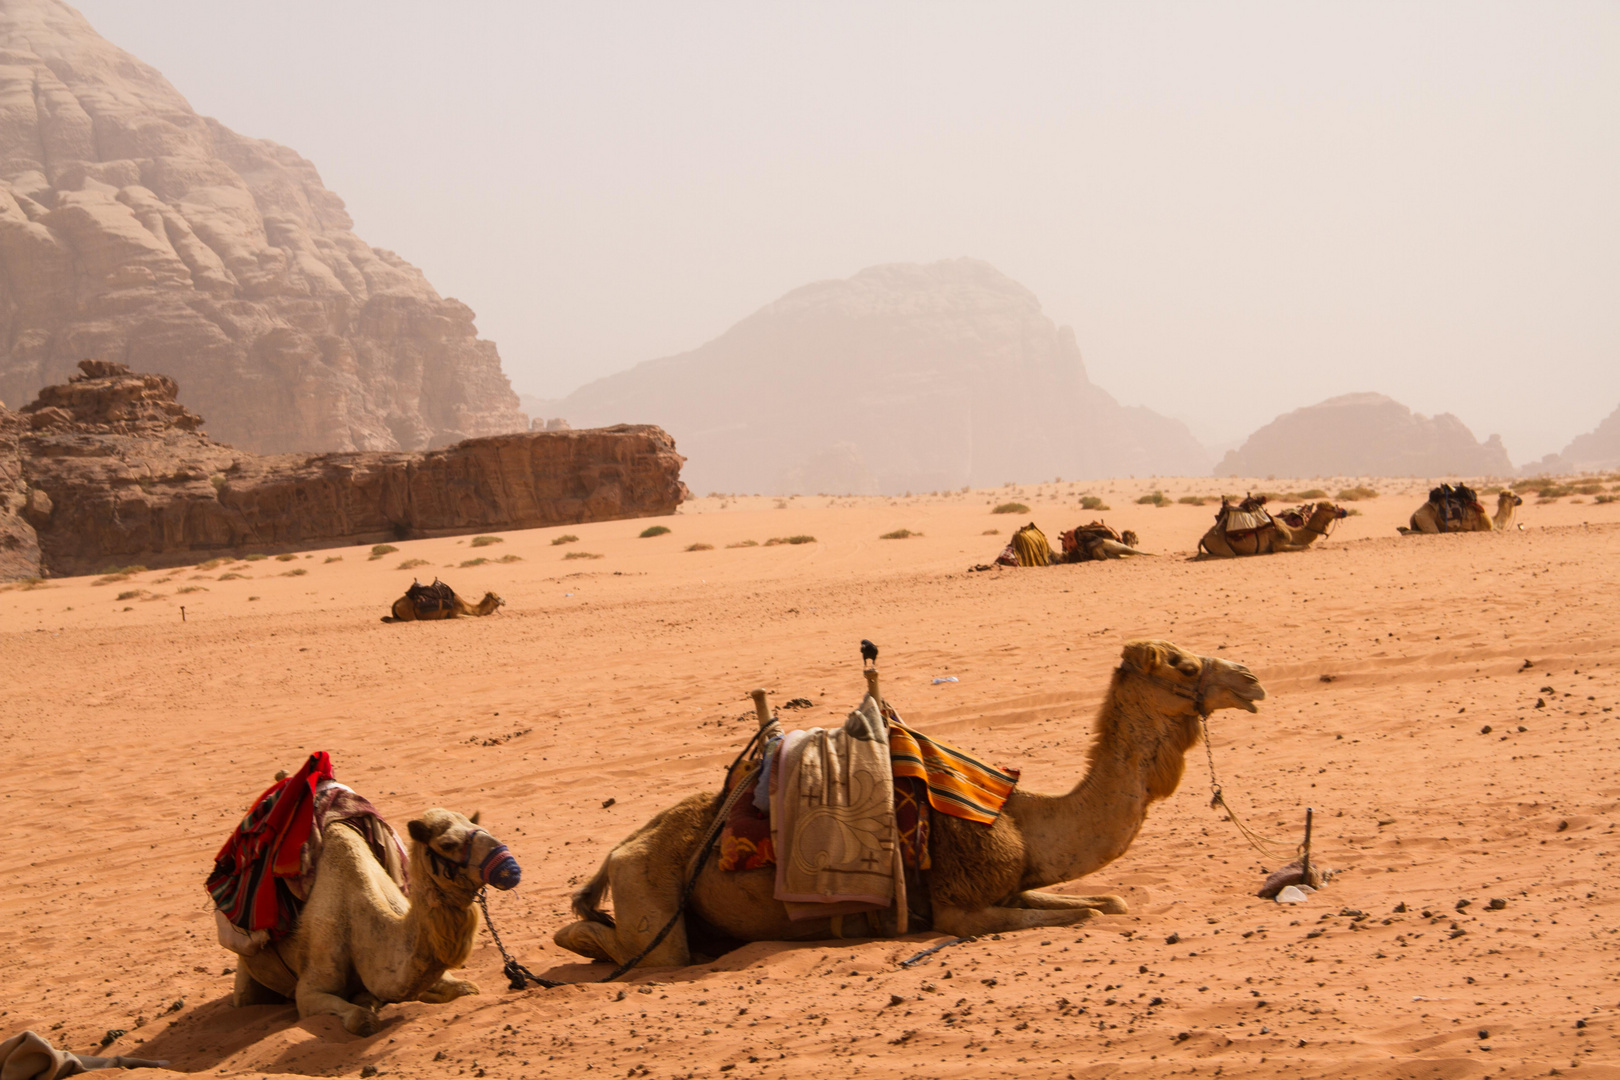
0,360,685,579
554,259,1210,494
1519,403,1620,476
1215,392,1515,478
0,0,525,453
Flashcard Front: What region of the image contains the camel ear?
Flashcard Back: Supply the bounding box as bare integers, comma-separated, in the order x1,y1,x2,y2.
407,819,432,844
1121,640,1170,674
469,810,482,825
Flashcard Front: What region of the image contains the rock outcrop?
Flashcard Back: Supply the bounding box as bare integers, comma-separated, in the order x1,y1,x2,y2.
1,361,685,579
1520,403,1620,476
0,0,525,454
554,259,1211,494
1215,393,1515,478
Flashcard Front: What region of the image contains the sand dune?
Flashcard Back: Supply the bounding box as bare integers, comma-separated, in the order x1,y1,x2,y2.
3,476,1619,1079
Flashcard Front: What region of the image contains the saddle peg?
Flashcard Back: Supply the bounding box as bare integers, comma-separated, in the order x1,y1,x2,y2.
863,667,881,705
750,688,772,729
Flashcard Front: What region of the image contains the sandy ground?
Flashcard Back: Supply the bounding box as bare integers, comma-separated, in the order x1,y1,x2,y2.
4,476,1620,1080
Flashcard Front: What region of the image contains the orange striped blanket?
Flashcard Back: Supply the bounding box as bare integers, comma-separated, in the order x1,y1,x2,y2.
886,715,1020,824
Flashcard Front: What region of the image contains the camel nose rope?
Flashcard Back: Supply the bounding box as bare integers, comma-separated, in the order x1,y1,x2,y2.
1198,716,1304,864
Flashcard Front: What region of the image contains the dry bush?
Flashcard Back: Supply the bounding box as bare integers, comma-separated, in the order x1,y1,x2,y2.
115,589,144,601
1596,494,1617,505
471,535,504,547
1136,491,1169,507
460,557,488,567
983,528,1000,535
992,502,1029,514
369,544,399,559
244,553,268,561
764,535,816,546
1080,496,1109,511
1295,488,1328,499
281,568,308,577
551,534,580,546
218,572,248,581
640,525,672,538
686,542,715,552
397,558,431,570
563,551,603,560
323,555,343,564
1177,495,1208,506
726,540,759,548
176,585,208,594
197,557,230,571
275,553,299,562
496,554,523,563
880,529,919,539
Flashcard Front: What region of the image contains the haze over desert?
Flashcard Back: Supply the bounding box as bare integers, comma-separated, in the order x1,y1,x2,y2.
4,1,1620,1079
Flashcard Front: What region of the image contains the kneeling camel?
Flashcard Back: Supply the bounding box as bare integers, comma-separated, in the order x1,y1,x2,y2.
1401,489,1520,534
1197,501,1347,558
232,809,521,1034
553,639,1265,968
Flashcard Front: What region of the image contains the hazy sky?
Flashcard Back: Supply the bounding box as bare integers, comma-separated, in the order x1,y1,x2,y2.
73,1,1618,461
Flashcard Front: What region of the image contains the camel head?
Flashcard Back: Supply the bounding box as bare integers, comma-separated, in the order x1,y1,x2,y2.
483,592,505,609
406,808,522,892
1498,491,1523,509
1306,502,1349,531
1115,640,1267,717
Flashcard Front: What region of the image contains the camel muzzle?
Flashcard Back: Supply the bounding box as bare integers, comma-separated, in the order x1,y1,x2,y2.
480,844,522,890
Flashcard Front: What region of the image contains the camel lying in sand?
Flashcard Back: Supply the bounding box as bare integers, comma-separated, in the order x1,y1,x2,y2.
1197,501,1347,558
232,809,520,1035
552,640,1265,968
381,579,504,623
1400,489,1521,534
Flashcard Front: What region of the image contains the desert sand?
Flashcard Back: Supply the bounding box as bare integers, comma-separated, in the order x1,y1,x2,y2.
3,477,1619,1080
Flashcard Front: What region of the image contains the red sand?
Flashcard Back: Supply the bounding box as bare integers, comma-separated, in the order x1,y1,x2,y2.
3,477,1619,1079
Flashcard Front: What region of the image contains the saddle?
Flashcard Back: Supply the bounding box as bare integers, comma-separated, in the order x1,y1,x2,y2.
1214,493,1275,541
1276,504,1313,529
1059,520,1131,562
406,578,456,617
1427,483,1483,532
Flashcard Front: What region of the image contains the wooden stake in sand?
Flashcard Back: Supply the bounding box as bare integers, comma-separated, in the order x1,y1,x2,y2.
1300,806,1314,885
179,605,186,622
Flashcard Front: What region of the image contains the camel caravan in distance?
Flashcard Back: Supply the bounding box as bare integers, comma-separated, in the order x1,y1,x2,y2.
1196,494,1349,558
1398,483,1522,534
381,578,505,623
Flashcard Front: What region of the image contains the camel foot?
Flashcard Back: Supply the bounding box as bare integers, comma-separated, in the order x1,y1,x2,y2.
1014,890,1128,914
417,976,480,1003
933,903,1103,937
554,918,617,962
343,1007,381,1037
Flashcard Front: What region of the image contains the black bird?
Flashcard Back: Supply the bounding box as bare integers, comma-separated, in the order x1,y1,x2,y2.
860,639,879,668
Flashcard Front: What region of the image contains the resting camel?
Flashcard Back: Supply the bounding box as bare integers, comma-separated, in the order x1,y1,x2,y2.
1197,501,1347,558
552,640,1265,968
1400,490,1521,534
1060,524,1151,561
381,579,504,623
231,808,521,1035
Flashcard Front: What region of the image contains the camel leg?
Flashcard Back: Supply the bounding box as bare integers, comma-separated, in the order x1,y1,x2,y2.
232,964,288,1007
932,902,1104,936
294,981,381,1036
1012,890,1128,914
552,851,692,968
415,975,480,1003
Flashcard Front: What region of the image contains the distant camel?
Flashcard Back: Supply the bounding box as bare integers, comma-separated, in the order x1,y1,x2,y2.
382,578,504,622
1400,489,1521,534
1197,500,1347,558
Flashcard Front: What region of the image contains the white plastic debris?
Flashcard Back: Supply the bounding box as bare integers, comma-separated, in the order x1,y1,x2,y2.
932,676,959,685
1275,885,1311,903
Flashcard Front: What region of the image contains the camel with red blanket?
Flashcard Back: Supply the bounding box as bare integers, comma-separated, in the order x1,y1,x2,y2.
212,755,522,1035
552,640,1266,968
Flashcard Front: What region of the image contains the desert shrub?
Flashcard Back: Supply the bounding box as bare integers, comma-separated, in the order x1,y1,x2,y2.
686,542,715,552
1344,507,1363,516
275,553,299,562
1510,478,1545,492
1080,496,1109,511
1295,488,1328,499
176,585,208,594
1537,484,1573,500
470,535,504,547
115,589,143,601
247,596,260,601
280,568,308,577
397,558,430,570
992,502,1029,514
640,525,672,538
244,553,268,561
982,528,1000,535
1574,483,1604,495
764,535,816,546
1136,491,1169,507
218,572,248,581
880,529,918,539
1177,495,1208,506
563,551,603,560
461,558,490,567
1595,494,1617,505
197,557,230,571
496,554,524,563
551,534,579,546
0,577,53,592
726,540,760,548
369,544,399,559
324,555,343,564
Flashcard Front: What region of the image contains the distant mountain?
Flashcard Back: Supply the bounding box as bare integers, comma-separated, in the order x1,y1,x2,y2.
1520,403,1620,475
1215,393,1514,478
553,259,1210,494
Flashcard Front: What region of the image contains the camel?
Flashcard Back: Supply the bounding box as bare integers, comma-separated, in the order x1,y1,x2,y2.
552,639,1265,968
381,578,504,623
1197,501,1347,558
1060,523,1151,561
231,808,521,1035
1400,489,1521,534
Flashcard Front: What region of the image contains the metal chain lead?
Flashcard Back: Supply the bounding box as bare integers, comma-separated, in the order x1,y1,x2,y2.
1200,716,1303,864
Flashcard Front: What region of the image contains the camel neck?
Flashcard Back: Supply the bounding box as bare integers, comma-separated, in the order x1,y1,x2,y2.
1009,685,1199,890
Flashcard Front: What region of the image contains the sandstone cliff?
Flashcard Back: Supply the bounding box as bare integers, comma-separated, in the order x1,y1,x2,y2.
554,259,1211,494
1520,403,1620,476
1215,392,1515,478
1,361,685,580
0,0,525,454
